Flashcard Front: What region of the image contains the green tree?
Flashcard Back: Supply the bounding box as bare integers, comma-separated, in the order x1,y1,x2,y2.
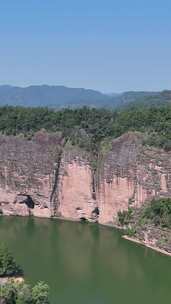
32,282,50,304
0,245,23,277
0,282,17,304
15,283,32,304
143,198,171,228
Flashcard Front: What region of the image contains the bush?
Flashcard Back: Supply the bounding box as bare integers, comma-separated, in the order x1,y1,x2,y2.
0,245,50,303
32,282,50,304
0,281,50,304
118,208,133,226
15,283,33,304
143,198,171,228
0,282,16,304
125,227,136,237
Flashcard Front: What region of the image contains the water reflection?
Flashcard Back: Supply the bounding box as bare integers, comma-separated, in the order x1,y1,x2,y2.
0,216,171,304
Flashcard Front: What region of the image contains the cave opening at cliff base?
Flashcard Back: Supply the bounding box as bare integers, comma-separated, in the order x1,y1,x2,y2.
16,194,35,209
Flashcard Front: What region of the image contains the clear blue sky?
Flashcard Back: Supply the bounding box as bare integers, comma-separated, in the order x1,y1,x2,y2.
0,0,171,92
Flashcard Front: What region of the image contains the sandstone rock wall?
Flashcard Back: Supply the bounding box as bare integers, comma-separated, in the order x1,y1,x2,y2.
0,132,170,225
0,132,60,217
97,133,171,224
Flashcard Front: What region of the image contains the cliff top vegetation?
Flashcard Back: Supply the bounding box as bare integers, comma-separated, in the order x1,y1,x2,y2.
0,104,170,152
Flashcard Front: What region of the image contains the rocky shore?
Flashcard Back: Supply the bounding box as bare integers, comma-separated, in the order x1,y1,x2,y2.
123,235,171,257
0,276,24,285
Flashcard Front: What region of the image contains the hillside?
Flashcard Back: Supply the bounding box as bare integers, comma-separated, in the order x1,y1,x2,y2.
0,85,171,108
0,85,110,108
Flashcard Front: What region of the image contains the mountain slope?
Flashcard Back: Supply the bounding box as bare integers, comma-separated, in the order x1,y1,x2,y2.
0,85,110,108
0,85,170,108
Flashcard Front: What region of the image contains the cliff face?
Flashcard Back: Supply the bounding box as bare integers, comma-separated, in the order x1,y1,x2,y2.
0,132,61,218
0,131,170,225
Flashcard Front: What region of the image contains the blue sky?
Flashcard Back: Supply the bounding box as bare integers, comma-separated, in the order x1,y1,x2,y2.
0,0,171,92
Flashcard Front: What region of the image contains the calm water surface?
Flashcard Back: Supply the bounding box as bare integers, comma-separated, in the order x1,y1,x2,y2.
0,216,171,304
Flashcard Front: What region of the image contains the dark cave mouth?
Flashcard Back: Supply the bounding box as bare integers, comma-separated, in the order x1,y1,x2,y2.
80,217,87,223
17,194,35,209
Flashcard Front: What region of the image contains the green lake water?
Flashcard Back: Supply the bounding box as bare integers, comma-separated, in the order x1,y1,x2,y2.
0,216,171,304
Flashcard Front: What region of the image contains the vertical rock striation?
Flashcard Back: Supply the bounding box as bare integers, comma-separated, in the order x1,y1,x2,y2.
0,131,170,226
0,131,61,217
97,132,171,224
57,147,97,221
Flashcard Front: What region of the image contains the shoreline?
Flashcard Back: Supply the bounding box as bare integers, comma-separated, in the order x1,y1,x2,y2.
0,276,24,285
1,214,171,257
122,235,171,257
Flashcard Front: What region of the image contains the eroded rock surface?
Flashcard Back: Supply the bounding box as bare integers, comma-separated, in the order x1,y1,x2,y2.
0,131,61,218
98,133,171,224
0,131,170,225
57,147,97,222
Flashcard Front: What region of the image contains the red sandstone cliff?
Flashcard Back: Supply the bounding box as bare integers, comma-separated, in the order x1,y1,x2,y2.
0,131,170,225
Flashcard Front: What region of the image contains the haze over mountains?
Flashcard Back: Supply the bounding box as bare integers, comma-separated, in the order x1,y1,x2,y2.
0,85,170,108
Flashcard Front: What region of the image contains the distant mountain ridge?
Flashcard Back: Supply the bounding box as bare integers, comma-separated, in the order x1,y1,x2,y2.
0,85,170,108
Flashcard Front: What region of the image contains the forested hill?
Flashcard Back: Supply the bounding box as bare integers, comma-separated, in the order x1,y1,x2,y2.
0,104,170,151
0,85,109,108
0,85,171,108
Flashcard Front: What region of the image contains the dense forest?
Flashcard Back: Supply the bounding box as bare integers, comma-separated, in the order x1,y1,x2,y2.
0,104,170,151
